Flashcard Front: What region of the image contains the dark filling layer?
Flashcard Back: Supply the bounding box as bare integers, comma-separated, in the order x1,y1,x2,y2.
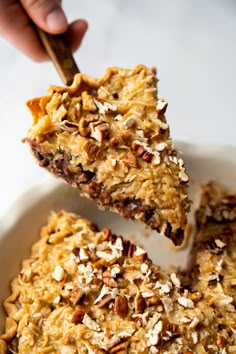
25,139,184,245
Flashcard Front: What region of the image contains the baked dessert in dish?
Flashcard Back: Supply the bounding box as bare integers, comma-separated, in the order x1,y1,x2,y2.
23,65,190,245
1,181,235,353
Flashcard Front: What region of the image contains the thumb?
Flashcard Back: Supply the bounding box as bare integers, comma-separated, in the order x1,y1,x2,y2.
20,0,68,33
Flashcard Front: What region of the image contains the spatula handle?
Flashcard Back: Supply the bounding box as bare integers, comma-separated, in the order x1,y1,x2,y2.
36,27,80,86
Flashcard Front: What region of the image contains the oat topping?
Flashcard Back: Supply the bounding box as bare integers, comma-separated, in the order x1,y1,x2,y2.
1,181,236,353
24,64,190,245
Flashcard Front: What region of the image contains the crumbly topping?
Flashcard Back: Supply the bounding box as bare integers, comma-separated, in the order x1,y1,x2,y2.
1,189,236,354
24,65,190,244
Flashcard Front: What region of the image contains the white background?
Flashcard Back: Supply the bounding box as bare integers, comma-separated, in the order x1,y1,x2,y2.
0,0,235,216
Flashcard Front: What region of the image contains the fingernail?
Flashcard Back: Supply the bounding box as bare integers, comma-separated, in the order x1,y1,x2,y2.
47,8,68,32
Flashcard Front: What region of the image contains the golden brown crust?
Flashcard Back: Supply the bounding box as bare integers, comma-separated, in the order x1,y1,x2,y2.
24,65,190,244
1,184,236,353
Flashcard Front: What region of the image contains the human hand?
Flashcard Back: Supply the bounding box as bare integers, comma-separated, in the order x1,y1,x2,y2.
0,0,88,61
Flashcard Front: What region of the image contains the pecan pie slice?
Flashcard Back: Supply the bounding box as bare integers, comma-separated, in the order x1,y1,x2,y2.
23,65,190,245
1,182,236,353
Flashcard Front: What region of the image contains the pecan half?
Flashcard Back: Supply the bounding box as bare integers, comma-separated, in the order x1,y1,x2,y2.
114,296,128,319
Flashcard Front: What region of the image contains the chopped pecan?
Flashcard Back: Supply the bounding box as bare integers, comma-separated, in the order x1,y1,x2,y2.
96,294,113,308
109,341,129,353
79,116,93,137
208,273,223,286
72,247,80,257
71,305,89,324
90,122,110,142
83,140,102,161
217,333,228,348
71,287,83,306
114,296,128,319
92,278,103,286
132,246,147,262
102,270,118,288
123,151,138,167
131,141,153,162
110,137,120,148
142,151,153,162
134,292,147,313
131,141,145,156
156,99,168,114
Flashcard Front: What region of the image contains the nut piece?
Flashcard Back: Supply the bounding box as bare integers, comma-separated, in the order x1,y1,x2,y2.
217,333,228,348
132,246,147,262
96,294,113,308
110,137,120,148
131,141,153,162
109,341,129,353
71,305,89,324
134,292,147,313
79,115,98,137
156,99,168,114
83,140,101,161
71,287,83,306
114,296,128,319
90,122,110,142
79,117,92,137
102,270,118,288
132,141,146,157
123,151,138,167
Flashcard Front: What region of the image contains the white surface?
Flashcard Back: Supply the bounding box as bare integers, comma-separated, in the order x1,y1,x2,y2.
0,0,236,216
1,141,236,332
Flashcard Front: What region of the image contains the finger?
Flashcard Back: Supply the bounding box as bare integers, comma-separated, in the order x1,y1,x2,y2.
0,0,47,61
20,0,68,34
67,19,88,53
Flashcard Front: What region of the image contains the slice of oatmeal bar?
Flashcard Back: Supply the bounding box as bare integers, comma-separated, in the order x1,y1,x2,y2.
23,65,190,245
1,190,235,353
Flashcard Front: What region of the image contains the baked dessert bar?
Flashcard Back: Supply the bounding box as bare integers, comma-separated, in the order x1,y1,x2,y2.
23,65,190,245
1,181,235,353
